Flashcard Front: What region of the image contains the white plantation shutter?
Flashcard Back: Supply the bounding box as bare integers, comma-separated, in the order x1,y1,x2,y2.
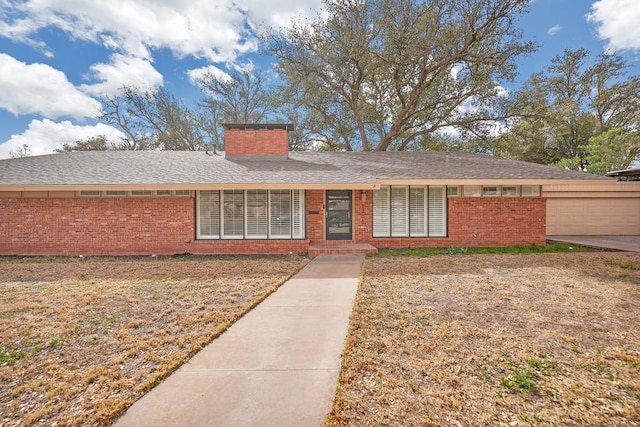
197,190,220,238
222,190,244,238
391,186,409,236
373,186,390,237
246,190,268,238
428,186,446,236
292,190,305,238
270,190,292,238
409,186,427,236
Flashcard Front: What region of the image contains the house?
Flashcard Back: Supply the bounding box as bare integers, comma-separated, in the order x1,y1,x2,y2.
0,123,629,257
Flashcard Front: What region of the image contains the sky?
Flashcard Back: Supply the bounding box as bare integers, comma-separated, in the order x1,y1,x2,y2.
0,0,639,159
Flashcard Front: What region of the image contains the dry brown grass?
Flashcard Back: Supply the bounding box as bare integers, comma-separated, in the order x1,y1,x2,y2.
0,255,307,426
329,253,640,427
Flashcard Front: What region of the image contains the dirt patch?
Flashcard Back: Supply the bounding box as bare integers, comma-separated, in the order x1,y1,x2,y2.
328,253,640,426
0,255,307,426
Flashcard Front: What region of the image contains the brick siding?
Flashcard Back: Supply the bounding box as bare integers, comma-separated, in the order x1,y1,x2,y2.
361,196,546,248
0,194,545,256
0,197,309,256
224,127,289,157
306,190,325,243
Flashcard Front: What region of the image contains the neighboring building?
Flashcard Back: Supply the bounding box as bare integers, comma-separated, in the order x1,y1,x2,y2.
0,123,627,257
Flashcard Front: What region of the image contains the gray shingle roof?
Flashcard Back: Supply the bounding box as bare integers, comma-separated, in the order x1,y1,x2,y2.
0,150,611,188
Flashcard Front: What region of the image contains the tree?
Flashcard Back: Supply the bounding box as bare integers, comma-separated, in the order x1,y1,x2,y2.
583,128,640,175
9,144,31,158
195,68,278,150
195,67,318,151
589,53,640,132
56,135,111,152
197,68,275,124
266,0,534,151
491,49,640,171
100,86,208,151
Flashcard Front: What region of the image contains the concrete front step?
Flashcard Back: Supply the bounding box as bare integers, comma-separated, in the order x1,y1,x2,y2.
308,243,378,258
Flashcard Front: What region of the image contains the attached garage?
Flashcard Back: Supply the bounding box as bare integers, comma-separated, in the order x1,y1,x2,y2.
545,183,640,235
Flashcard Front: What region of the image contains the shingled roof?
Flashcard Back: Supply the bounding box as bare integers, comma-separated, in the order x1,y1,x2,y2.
0,150,611,189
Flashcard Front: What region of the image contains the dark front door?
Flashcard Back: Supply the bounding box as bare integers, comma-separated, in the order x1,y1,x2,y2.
326,190,352,240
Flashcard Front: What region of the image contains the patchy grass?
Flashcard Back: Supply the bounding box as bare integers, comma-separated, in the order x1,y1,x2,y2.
0,255,307,426
374,241,600,257
328,253,640,426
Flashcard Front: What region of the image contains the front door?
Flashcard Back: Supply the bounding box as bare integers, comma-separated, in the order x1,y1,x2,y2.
326,190,352,240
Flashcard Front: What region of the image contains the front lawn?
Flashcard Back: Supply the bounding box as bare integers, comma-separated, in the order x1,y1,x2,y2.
0,255,307,426
329,253,640,426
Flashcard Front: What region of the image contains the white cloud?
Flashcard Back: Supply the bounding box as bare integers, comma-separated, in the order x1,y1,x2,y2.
243,0,324,29
0,53,102,120
547,24,562,36
0,0,324,63
0,119,126,159
187,65,232,86
81,54,164,98
588,0,640,51
0,1,249,62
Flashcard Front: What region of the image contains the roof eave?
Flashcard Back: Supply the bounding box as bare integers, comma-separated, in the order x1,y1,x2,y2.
0,182,380,192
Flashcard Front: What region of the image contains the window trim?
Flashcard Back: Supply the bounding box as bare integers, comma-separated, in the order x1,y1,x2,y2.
482,186,501,197
373,185,447,238
104,190,127,197
502,185,520,197
196,189,306,240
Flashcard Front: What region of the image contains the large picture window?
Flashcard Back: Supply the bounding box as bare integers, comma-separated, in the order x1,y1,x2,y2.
197,190,305,239
373,185,447,238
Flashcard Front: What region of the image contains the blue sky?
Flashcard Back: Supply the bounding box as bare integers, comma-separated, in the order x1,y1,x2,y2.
0,0,639,158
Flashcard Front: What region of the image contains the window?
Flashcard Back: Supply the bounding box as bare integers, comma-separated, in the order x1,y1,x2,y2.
482,186,500,196
77,190,189,198
463,185,482,197
428,187,446,236
269,190,292,238
447,186,460,197
196,190,305,240
521,185,540,197
409,186,427,236
246,190,268,238
391,186,409,236
502,186,519,196
292,190,305,238
198,190,220,238
373,185,447,238
222,190,244,238
372,186,390,237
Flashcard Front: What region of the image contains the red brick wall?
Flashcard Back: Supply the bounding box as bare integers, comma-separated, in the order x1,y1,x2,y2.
224,128,289,157
447,197,546,246
0,194,546,256
354,190,372,241
0,198,194,256
366,197,546,248
306,190,325,243
0,198,309,256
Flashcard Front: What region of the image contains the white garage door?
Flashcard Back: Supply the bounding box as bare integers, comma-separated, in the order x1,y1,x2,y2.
547,198,640,235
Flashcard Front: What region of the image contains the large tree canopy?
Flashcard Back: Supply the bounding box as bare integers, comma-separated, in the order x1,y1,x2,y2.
267,0,534,151
489,48,640,172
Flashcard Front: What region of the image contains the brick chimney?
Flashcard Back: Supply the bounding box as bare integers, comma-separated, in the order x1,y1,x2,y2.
223,123,293,159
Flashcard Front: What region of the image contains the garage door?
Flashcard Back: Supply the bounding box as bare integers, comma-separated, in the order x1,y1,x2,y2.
547,198,640,235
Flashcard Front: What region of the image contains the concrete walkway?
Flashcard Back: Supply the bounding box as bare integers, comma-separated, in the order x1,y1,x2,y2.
113,254,363,427
548,235,640,252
